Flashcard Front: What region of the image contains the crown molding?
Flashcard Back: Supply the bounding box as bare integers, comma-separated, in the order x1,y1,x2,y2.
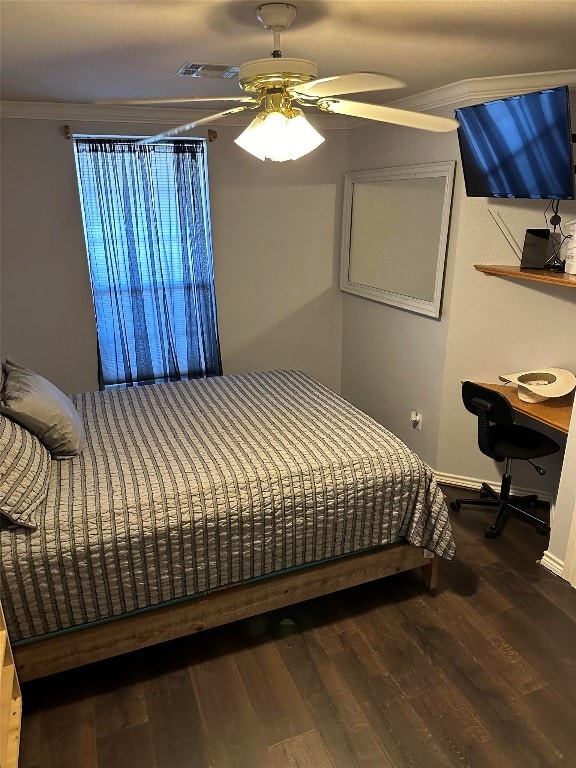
2,70,574,128
0,100,354,129
387,69,576,112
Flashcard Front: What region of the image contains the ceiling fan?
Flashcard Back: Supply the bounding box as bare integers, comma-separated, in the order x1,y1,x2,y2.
107,3,459,158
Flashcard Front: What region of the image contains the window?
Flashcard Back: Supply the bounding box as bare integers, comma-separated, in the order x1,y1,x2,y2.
73,138,222,388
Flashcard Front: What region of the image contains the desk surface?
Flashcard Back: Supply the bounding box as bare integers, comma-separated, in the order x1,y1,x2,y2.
478,382,573,434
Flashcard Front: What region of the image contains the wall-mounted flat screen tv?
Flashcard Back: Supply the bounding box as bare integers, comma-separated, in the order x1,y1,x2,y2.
455,85,574,199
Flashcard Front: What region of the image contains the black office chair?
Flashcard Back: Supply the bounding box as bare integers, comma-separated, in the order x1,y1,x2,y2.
450,381,560,539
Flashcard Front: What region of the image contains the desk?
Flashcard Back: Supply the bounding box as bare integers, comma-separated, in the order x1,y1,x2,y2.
478,382,573,434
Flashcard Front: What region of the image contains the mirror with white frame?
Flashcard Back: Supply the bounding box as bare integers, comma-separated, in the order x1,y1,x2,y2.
340,162,455,318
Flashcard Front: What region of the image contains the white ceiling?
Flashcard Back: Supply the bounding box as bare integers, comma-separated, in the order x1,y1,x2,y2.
1,0,576,108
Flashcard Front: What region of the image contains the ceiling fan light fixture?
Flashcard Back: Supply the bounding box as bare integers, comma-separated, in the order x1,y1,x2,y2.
234,107,324,162
116,4,457,147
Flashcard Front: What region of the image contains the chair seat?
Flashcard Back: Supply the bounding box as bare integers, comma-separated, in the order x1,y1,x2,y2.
488,424,560,461
456,381,560,539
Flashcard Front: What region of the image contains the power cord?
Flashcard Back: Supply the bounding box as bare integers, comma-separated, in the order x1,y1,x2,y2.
544,200,568,270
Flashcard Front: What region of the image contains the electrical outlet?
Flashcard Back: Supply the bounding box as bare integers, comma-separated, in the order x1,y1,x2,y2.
410,411,422,430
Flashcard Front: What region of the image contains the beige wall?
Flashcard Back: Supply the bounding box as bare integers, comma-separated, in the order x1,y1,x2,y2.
341,89,576,566
207,124,346,390
1,79,575,567
0,118,98,392
0,117,346,395
438,193,575,487
342,122,458,468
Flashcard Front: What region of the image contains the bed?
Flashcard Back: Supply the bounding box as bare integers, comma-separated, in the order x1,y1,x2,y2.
0,369,455,681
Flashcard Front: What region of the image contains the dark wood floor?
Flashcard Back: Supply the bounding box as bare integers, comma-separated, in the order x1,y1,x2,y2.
18,487,576,768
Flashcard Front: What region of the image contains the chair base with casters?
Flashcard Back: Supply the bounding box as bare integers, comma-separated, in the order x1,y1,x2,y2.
450,462,551,539
450,381,560,539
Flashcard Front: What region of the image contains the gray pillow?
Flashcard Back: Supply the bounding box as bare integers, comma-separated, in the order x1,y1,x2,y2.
0,415,51,529
0,359,85,458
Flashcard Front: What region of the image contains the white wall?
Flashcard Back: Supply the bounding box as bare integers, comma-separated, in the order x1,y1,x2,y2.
0,116,347,395
550,406,576,580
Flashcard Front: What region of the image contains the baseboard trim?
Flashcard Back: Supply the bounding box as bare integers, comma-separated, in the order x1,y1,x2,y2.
437,471,565,577
434,471,553,505
434,471,482,490
540,551,565,577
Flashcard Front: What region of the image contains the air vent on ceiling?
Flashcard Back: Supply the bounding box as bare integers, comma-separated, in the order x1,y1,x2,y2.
175,62,240,79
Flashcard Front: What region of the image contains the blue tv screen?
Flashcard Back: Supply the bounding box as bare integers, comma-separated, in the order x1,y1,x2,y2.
455,86,574,199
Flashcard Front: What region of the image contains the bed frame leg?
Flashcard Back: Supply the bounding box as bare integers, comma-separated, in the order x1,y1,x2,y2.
422,555,439,590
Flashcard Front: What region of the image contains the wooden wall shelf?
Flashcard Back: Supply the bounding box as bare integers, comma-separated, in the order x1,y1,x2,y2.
474,264,576,287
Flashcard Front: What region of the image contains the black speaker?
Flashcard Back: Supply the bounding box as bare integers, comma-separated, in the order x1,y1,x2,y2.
520,229,561,270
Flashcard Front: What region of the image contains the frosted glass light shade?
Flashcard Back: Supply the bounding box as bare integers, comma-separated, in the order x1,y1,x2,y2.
234,109,325,162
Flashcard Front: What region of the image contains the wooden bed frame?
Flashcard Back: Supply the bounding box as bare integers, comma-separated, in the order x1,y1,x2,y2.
13,543,438,682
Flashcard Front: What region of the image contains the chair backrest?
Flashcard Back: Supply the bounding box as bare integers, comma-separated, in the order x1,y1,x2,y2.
462,381,516,461
462,382,515,425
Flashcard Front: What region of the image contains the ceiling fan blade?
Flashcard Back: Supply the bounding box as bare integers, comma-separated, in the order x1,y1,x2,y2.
138,105,257,145
290,73,406,99
318,99,459,132
97,96,254,106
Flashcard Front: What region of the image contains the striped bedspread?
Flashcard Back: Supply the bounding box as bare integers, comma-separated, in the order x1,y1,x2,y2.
0,370,455,643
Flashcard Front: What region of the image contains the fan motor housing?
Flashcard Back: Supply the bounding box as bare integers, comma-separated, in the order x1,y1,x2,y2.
238,57,318,94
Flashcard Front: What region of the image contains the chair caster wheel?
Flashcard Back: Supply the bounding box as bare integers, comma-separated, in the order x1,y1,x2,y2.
479,487,490,498
536,524,549,536
450,501,461,511
484,528,499,539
